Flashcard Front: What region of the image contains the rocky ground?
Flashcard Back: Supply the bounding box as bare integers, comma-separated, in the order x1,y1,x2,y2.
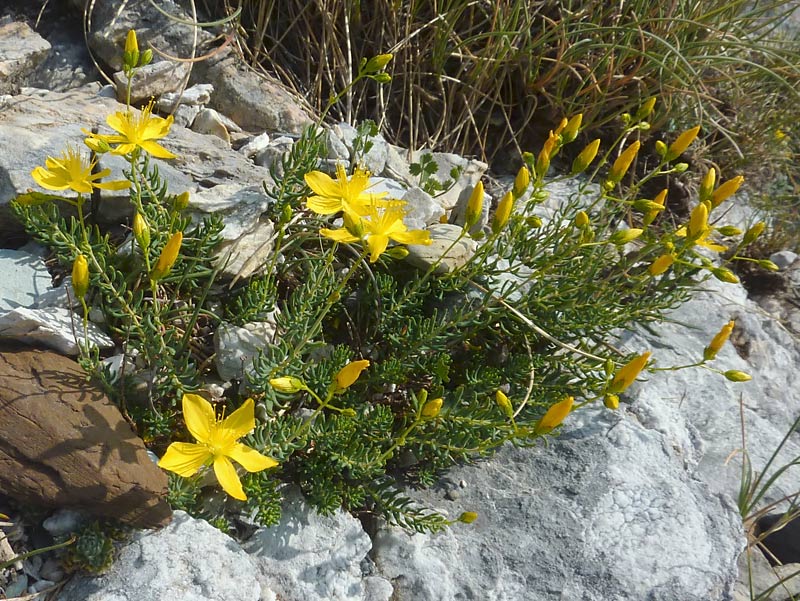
1,1,800,600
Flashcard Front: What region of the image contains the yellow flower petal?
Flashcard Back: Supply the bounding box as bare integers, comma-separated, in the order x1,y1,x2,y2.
158,442,211,477
367,234,390,263
228,442,278,472
307,195,346,215
213,456,247,500
608,352,651,393
389,230,431,246
140,140,176,159
219,398,256,440
335,359,370,391
305,170,342,199
320,228,360,243
534,396,574,435
182,393,216,443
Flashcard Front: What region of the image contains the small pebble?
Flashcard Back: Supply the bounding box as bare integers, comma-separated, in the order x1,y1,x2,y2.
28,579,56,593
42,509,89,537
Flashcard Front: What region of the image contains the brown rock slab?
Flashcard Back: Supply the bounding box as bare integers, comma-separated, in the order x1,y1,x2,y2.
0,345,171,528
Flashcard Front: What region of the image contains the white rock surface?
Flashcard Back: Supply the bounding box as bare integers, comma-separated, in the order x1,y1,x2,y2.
57,511,274,601
0,306,114,355
157,84,214,111
113,60,190,105
0,21,51,94
214,315,280,381
245,487,392,601
0,249,53,310
405,223,478,274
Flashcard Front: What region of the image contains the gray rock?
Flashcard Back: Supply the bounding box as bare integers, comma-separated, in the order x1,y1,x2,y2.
113,60,190,105
734,546,800,601
325,128,351,162
0,249,53,311
0,21,51,95
382,144,416,187
253,136,295,174
333,122,389,175
214,316,280,382
206,57,312,134
216,217,276,280
0,306,114,355
373,407,745,601
42,509,90,537
245,487,392,601
192,107,236,144
239,132,272,159
405,223,478,275
57,511,273,601
769,250,798,270
170,104,201,128
157,84,214,111
188,184,271,241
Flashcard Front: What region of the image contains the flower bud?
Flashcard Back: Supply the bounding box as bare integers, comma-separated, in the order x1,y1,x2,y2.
643,189,667,227
711,175,744,208
84,136,111,154
716,225,742,237
636,97,656,120
758,259,780,272
140,48,153,66
654,140,667,157
742,222,765,245
72,254,89,299
571,139,600,175
607,141,640,185
724,370,752,382
608,352,651,394
512,166,530,199
648,253,675,276
174,191,190,211
609,228,643,245
574,210,590,228
364,53,393,73
385,247,410,260
269,376,306,393
371,72,392,84
123,30,139,70
603,394,619,410
632,199,667,213
673,162,689,173
492,191,514,234
561,113,583,143
495,390,514,419
704,320,735,361
464,181,484,230
421,397,443,418
699,168,716,203
133,212,150,251
687,203,709,239
526,216,543,228
712,267,739,284
665,125,700,162
458,511,478,524
150,231,183,282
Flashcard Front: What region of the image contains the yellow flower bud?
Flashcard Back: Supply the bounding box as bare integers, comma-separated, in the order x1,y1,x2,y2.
711,175,744,209
174,191,190,211
609,228,643,245
674,162,689,173
724,370,752,382
571,139,600,175
269,376,306,393
704,320,735,361
654,140,667,158
133,212,150,250
712,268,739,284
608,352,651,394
372,72,392,84
72,254,89,299
758,259,780,272
536,136,555,178
534,396,574,435
603,394,619,410
636,97,657,120
742,222,765,245
495,390,514,419
385,247,410,260
125,29,139,56
492,191,514,234
512,166,530,199
607,141,640,185
464,181,484,230
561,113,583,143
122,30,140,71
421,397,444,418
150,231,183,282
364,53,393,73
553,118,568,136
575,210,590,228
716,225,742,237
642,188,668,227
648,253,675,276
665,125,700,162
527,216,543,228
334,359,370,392
458,511,478,524
687,203,709,239
699,168,716,203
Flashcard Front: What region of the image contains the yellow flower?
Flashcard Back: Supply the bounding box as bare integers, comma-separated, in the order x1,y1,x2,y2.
85,101,175,159
608,352,651,394
643,189,667,227
31,146,129,195
321,205,431,263
334,359,370,392
704,320,735,361
636,97,657,120
607,141,640,185
574,210,590,228
304,164,387,216
158,395,278,501
534,396,574,435
150,231,182,281
421,397,444,418
665,125,700,162
648,253,675,276
492,191,514,234
72,254,89,299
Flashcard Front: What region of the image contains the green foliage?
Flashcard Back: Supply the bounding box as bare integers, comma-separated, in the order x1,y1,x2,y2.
62,521,126,574
409,152,462,197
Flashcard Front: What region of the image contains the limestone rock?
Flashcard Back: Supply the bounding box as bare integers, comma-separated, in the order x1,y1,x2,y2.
0,249,52,311
157,83,214,111
332,122,389,175
57,511,269,601
113,60,190,105
0,21,51,95
0,306,114,355
206,58,312,134
253,136,295,175
188,184,271,241
373,408,745,601
769,249,798,270
0,346,171,528
405,223,478,274
214,316,280,382
245,487,392,601
216,217,276,280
